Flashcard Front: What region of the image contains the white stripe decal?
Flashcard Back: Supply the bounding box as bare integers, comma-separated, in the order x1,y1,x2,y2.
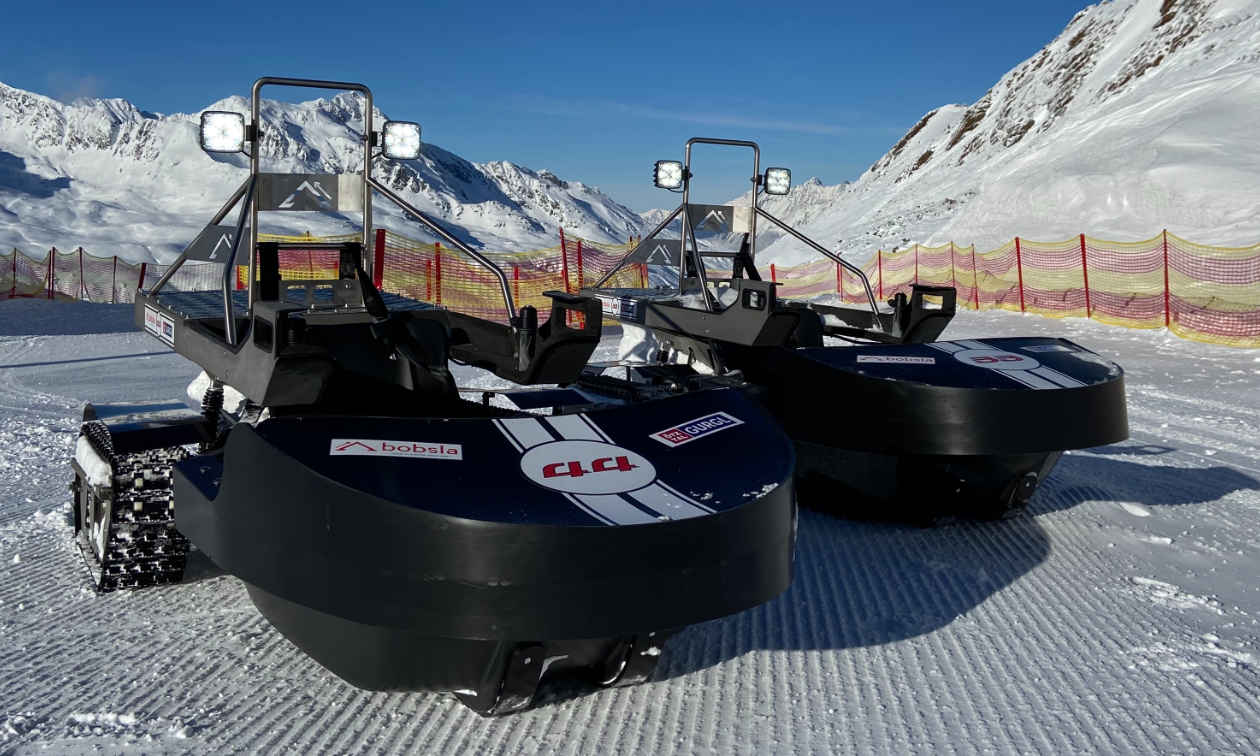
493,420,524,453
1031,366,1086,388
628,484,712,520
545,414,604,442
955,340,990,351
574,494,660,525
655,480,716,513
998,369,1059,390
575,413,615,443
497,417,555,449
927,342,965,353
562,493,617,525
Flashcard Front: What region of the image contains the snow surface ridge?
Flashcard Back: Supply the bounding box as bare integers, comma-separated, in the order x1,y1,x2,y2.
3,299,1260,754
0,84,647,262
754,0,1260,266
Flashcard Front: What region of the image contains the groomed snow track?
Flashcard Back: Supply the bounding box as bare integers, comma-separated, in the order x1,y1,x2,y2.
0,298,1257,755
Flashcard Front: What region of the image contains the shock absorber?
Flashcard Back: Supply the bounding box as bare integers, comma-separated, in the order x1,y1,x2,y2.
200,379,225,452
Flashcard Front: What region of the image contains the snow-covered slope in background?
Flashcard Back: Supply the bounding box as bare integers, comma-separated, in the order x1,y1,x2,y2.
0,85,645,262
757,0,1260,266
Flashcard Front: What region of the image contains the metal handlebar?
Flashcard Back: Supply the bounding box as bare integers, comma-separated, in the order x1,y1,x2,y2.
368,177,517,320
220,175,258,345
754,207,882,327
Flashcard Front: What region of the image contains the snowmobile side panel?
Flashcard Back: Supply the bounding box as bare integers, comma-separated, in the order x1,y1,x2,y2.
173,388,796,642
764,337,1127,457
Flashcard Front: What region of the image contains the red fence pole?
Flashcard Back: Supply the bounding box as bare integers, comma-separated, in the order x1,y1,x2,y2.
576,239,584,290
560,231,571,294
373,229,386,289
877,250,884,300
1159,229,1169,325
770,263,777,283
11,249,17,299
1080,233,1091,318
1015,237,1026,312
836,263,842,300
434,242,443,305
78,247,85,300
513,265,520,306
972,246,980,309
949,242,956,290
914,243,919,284
48,247,57,300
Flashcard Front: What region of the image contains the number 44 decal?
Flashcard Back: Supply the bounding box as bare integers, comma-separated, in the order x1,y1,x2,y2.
544,456,638,479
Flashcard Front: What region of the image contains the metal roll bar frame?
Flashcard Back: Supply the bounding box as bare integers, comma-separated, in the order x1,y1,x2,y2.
149,77,518,345
594,137,883,328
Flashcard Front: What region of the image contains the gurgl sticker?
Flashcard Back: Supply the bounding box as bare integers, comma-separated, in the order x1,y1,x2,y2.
598,295,638,319
143,306,175,346
330,439,463,460
650,412,744,447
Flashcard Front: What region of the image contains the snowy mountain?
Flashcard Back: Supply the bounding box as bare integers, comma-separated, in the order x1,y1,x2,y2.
756,0,1260,266
0,83,646,262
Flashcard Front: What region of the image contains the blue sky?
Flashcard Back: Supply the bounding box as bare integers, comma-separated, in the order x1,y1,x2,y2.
1,0,1095,211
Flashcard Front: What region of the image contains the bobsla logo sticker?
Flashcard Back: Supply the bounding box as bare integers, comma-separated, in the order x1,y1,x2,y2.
329,439,463,460
650,412,744,447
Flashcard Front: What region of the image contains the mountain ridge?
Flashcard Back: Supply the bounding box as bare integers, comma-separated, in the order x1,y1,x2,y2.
0,83,645,262
753,0,1260,267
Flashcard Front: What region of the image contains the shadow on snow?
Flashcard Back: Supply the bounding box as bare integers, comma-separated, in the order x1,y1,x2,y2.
655,447,1259,682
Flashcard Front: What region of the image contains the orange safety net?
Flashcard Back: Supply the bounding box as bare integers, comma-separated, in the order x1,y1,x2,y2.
766,232,1260,348
7,230,1260,348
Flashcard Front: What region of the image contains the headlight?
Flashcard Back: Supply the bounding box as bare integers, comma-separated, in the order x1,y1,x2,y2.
654,160,684,190
764,167,792,196
382,121,422,160
200,111,246,153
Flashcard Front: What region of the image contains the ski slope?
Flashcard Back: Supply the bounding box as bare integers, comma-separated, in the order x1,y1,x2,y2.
1,298,1258,755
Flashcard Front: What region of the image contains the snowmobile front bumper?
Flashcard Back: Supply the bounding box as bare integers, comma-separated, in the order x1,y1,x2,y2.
172,387,795,710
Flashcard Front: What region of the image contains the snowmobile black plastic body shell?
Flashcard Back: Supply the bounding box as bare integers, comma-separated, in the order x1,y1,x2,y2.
763,336,1128,521
172,387,795,697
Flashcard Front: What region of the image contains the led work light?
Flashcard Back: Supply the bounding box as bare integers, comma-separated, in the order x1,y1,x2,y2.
654,160,684,190
764,167,792,196
200,112,246,153
382,121,422,160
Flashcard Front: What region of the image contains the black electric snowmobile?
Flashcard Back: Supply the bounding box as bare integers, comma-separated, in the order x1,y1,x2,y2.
68,82,795,715
583,137,1128,525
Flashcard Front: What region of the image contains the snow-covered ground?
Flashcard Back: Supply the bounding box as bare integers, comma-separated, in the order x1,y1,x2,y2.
1,298,1258,755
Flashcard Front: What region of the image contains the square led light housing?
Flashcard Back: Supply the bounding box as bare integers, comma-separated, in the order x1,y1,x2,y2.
764,167,792,196
654,160,684,190
382,121,422,160
200,111,246,153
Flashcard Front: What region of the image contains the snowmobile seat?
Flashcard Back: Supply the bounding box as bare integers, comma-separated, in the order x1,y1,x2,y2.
580,279,801,349
893,285,957,343
788,307,825,348
791,284,958,345
412,290,604,385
